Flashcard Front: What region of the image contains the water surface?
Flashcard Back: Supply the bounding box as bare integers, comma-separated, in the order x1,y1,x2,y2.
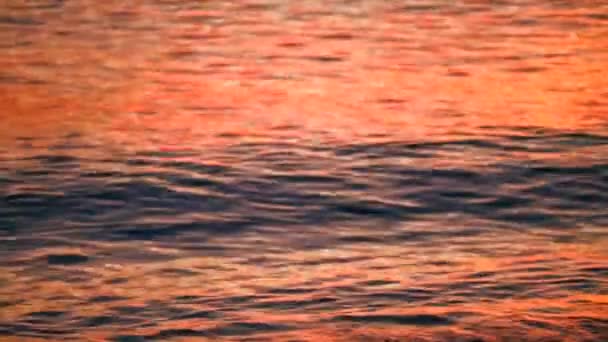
1,1,608,341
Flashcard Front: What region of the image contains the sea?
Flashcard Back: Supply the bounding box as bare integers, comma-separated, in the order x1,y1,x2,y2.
1,1,607,341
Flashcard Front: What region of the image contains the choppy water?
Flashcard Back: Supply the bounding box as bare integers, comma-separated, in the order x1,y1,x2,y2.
1,1,608,341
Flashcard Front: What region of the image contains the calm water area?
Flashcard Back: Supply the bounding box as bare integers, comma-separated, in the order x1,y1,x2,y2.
1,1,608,341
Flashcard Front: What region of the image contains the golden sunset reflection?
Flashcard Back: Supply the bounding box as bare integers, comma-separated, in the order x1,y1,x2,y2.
2,233,607,340
1,1,608,341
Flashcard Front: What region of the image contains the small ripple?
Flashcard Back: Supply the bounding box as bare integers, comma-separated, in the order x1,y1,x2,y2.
147,328,209,339
251,297,337,311
175,310,221,320
359,280,400,287
338,235,387,244
113,219,253,240
331,200,409,219
45,254,89,265
113,336,146,342
26,311,65,318
207,322,292,336
356,290,433,303
332,314,453,326
0,16,43,26
302,55,345,63
161,160,231,175
578,267,608,276
131,322,292,340
79,315,141,328
501,66,548,73
0,323,76,338
89,295,129,303
316,32,356,40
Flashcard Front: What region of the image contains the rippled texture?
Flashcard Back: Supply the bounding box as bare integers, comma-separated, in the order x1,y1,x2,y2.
1,1,608,341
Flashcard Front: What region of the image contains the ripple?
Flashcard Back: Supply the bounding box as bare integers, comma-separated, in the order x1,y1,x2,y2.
0,16,43,26
207,322,293,336
332,314,453,326
45,254,89,265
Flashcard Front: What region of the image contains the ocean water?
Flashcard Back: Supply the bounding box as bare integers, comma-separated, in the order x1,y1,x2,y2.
1,1,608,341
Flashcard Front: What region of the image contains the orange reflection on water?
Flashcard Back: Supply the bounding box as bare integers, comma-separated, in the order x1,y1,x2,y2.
1,1,607,149
2,233,607,340
1,1,608,341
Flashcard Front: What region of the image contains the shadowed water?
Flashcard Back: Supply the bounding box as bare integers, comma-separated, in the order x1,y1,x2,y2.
1,0,608,341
